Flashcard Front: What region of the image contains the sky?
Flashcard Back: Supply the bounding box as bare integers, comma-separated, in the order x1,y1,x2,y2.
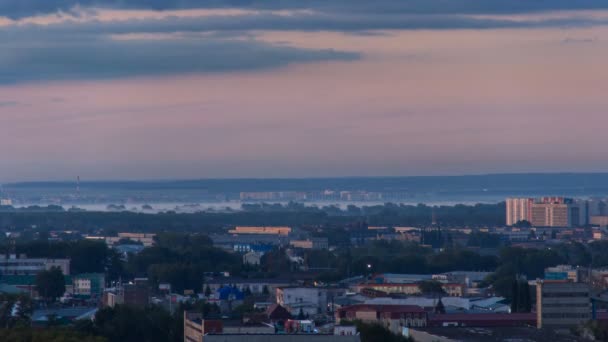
1,1,608,181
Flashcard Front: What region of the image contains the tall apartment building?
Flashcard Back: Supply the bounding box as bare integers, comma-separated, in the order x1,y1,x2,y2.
507,197,583,227
506,198,534,226
530,203,570,227
536,280,590,329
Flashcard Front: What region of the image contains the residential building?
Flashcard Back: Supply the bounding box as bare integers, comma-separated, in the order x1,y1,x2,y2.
536,280,591,329
440,271,492,288
103,278,150,308
336,304,427,333
243,251,263,265
276,287,346,316
86,233,156,247
265,304,292,323
591,216,608,228
506,198,534,226
111,233,156,247
184,312,358,342
184,312,223,342
0,254,70,275
372,273,434,284
205,277,294,296
72,273,105,297
530,202,571,227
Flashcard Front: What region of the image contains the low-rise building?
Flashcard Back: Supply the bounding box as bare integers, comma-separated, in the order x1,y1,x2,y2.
205,277,294,296
591,216,608,228
290,238,329,250
86,233,156,247
184,312,358,342
243,251,263,266
103,278,150,308
354,283,464,297
336,304,427,333
72,273,105,297
0,254,70,275
544,265,580,283
536,280,591,329
276,287,346,317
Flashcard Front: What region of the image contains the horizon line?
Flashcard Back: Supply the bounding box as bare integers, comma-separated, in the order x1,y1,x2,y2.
5,171,608,185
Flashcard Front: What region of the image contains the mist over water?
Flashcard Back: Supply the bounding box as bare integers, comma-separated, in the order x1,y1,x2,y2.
4,173,608,212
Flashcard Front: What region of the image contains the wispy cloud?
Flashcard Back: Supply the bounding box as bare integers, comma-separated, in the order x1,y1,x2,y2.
0,101,19,107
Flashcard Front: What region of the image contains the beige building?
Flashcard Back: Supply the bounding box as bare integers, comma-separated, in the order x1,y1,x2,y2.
536,280,590,329
336,304,426,334
591,216,608,228
506,198,534,226
184,311,275,342
228,226,291,236
87,232,156,247
289,238,329,250
530,203,570,227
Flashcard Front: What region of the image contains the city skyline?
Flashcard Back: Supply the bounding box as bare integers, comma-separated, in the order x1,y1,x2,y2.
2,1,608,181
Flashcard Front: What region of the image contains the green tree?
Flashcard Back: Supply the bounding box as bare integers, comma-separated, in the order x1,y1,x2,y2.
417,280,445,295
35,267,66,302
0,328,105,342
90,305,174,342
353,321,413,342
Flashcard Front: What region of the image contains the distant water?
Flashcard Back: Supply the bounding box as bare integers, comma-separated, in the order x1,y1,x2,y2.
6,173,608,212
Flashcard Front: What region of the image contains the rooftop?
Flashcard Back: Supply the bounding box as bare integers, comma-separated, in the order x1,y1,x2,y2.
338,304,425,313
413,327,585,342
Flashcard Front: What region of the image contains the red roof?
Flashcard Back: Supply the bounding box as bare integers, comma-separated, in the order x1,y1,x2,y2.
203,320,224,334
266,304,292,320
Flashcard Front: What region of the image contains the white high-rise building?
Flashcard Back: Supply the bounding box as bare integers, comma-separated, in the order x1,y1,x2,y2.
506,198,534,226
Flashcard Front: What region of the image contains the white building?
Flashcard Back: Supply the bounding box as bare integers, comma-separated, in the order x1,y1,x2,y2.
242,251,263,265
276,287,346,317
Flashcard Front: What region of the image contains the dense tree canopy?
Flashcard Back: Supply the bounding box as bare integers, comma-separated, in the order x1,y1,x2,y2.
35,267,66,302
0,328,105,342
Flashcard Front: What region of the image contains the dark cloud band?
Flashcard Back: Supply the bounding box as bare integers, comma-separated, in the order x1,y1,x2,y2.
0,36,359,84
2,0,608,19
